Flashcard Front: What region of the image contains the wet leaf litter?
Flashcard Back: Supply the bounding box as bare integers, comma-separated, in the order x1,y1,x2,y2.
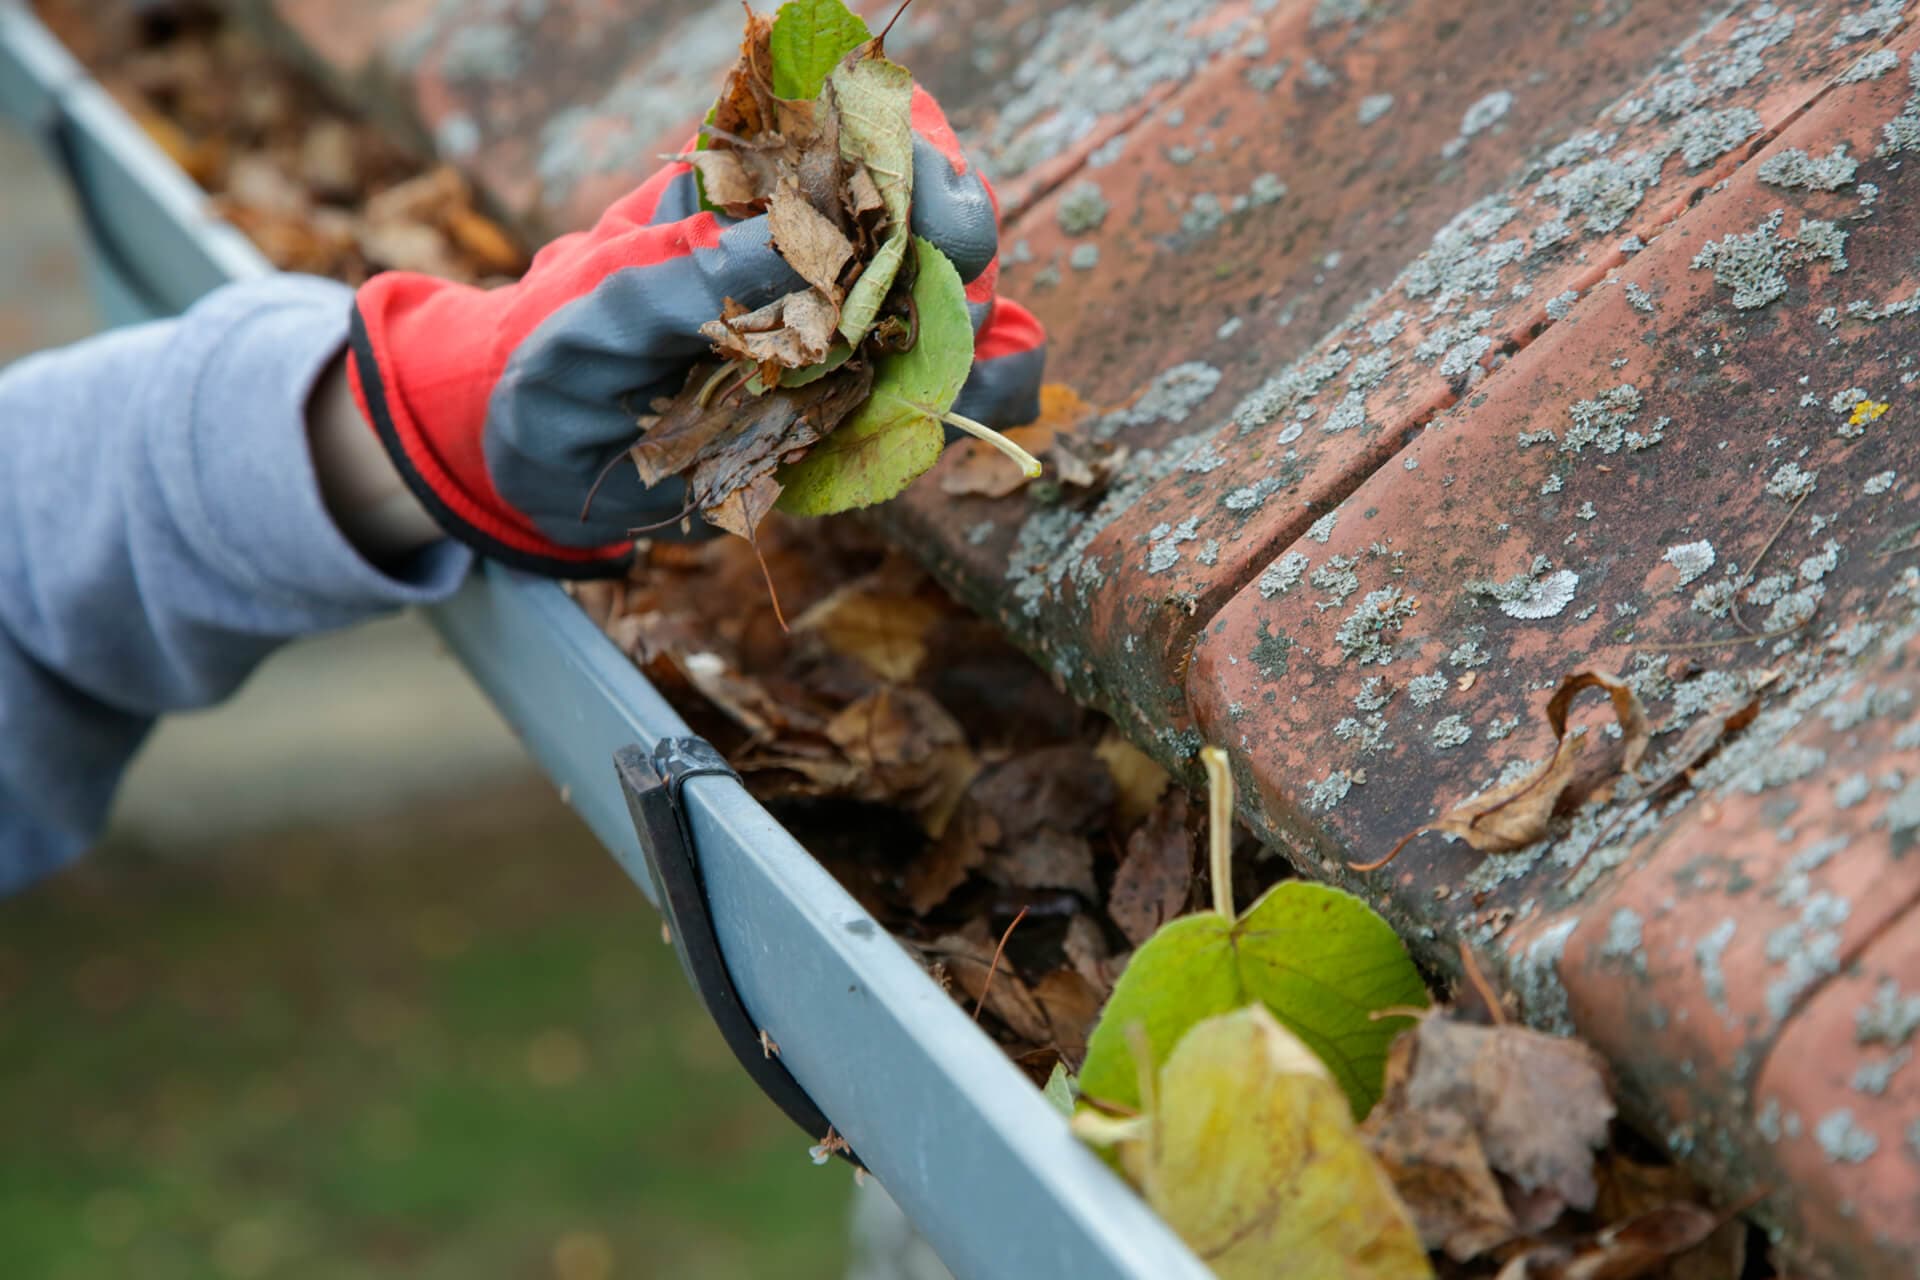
31,0,526,287
591,0,1040,582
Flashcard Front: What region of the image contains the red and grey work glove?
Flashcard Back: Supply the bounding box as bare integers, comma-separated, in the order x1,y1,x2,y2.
347,88,1047,577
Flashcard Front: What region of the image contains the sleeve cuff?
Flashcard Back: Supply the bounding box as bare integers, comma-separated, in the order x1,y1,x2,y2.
158,276,475,621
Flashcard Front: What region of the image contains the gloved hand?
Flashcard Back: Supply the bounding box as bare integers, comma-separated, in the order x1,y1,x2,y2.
346,87,1048,577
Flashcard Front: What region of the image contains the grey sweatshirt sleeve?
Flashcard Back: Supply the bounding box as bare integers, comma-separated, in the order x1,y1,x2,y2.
0,274,474,891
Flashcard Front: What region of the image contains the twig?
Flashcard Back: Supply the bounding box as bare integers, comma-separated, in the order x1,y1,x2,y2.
1349,825,1425,875
1625,492,1810,647
748,535,789,632
581,440,643,522
1627,614,1813,652
875,0,917,48
625,496,703,537
1457,941,1506,1026
1729,491,1807,637
1200,746,1235,919
973,906,1030,1024
698,122,781,152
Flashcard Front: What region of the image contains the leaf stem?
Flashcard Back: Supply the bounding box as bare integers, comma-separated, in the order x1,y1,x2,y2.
1201,746,1234,920
943,412,1043,478
697,360,744,409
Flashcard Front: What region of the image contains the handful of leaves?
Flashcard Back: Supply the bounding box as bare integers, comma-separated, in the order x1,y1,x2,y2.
605,0,1038,570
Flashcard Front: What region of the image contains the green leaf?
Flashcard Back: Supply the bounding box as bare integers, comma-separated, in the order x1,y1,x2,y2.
770,0,871,101
693,104,720,210
775,237,974,515
747,343,853,394
1078,882,1428,1120
828,50,914,346
1043,1063,1076,1118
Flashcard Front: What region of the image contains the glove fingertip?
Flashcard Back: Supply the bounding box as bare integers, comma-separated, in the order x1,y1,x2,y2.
909,135,997,284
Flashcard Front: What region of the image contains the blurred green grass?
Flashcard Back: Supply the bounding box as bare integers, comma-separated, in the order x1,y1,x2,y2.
0,783,850,1279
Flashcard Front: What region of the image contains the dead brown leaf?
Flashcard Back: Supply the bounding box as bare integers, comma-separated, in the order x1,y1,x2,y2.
1495,1204,1722,1280
1563,674,1778,885
688,147,763,215
1364,1102,1516,1261
826,688,978,836
297,119,359,200
925,924,1051,1045
136,108,224,186
787,95,846,219
971,746,1115,843
703,473,783,541
826,686,961,768
1594,1155,1748,1280
708,11,778,150
902,801,998,915
682,359,874,534
988,827,1098,899
444,206,525,276
1108,789,1191,946
769,179,855,301
1062,913,1116,994
362,165,467,226
843,160,884,220
919,922,1103,1054
1363,1011,1616,1255
1048,433,1129,494
700,289,840,371
1030,968,1102,1059
671,650,807,745
737,749,862,795
355,217,461,278
791,583,942,683
628,366,740,487
1353,668,1650,872
1544,668,1651,794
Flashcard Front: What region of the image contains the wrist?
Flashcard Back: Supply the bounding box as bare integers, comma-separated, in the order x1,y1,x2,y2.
307,351,445,563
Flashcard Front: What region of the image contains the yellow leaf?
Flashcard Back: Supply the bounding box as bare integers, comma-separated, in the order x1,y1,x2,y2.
1076,1006,1432,1280
1093,731,1171,824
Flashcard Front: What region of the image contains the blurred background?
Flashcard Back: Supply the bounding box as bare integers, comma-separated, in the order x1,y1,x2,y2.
0,121,850,1279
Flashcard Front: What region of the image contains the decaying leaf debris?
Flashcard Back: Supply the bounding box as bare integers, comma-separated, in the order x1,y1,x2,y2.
569,519,1221,1075
1362,1010,1617,1259
32,0,525,286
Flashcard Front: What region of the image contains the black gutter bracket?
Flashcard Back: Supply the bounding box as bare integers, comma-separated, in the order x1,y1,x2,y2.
614,738,862,1169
